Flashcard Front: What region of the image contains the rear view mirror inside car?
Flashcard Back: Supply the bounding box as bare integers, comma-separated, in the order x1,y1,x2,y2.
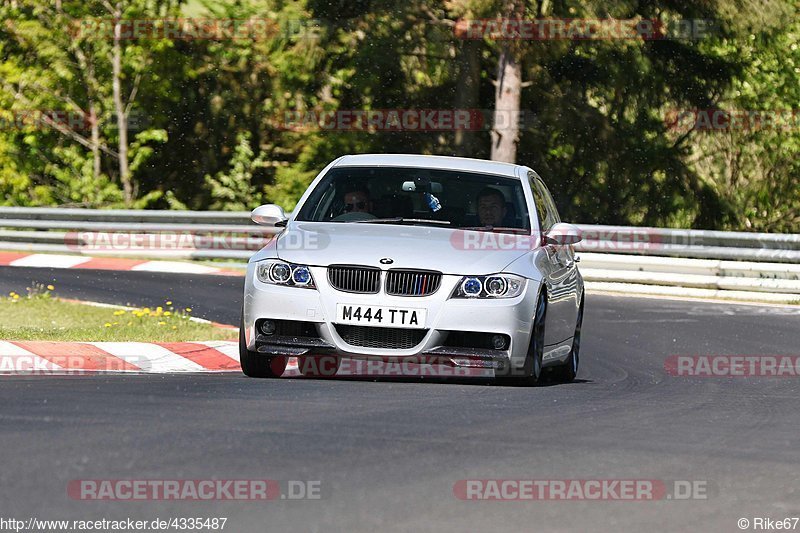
402,178,442,193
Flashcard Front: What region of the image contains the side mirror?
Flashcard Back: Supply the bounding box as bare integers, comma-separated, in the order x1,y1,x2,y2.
544,222,582,246
251,204,288,226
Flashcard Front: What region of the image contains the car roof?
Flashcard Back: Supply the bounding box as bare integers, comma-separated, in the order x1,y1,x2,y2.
333,154,523,179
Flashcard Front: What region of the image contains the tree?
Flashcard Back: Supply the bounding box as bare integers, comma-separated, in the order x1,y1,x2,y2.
0,0,170,207
204,131,267,211
0,0,795,233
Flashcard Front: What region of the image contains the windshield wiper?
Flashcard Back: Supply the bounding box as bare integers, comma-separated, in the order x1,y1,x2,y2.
459,225,529,234
352,217,451,226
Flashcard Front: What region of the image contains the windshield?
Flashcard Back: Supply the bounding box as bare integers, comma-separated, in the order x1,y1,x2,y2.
294,166,531,232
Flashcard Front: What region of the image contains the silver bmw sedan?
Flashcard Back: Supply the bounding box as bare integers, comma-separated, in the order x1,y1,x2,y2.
241,154,584,385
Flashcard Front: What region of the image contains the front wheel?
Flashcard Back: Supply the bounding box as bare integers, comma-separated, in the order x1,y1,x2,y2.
552,295,583,383
239,315,286,378
497,290,546,386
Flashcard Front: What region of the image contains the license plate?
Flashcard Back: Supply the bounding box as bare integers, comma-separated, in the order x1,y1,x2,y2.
335,304,426,329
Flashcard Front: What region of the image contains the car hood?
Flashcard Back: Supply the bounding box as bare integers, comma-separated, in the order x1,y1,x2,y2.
267,222,532,275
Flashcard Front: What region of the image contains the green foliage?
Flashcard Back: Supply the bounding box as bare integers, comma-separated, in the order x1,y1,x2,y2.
264,165,317,211
0,0,796,232
46,145,125,206
686,19,800,231
204,131,267,210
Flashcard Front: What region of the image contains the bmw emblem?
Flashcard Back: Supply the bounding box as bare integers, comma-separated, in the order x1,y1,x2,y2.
379,258,394,265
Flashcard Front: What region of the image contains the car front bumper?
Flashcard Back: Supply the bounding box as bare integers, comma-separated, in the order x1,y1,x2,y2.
242,263,541,371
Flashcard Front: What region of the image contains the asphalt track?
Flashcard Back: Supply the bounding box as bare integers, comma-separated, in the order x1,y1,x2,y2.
1,266,799,532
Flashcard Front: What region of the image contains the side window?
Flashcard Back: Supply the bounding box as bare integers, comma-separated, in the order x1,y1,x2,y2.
528,172,557,231
531,183,549,231
536,178,561,226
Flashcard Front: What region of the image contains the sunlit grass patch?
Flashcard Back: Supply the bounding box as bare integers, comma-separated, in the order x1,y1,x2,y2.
0,284,235,342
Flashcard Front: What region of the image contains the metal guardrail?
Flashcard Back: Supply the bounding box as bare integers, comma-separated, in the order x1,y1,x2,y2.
0,208,799,299
0,206,250,225
574,224,800,249
1,206,798,261
0,207,269,261
574,224,800,263
1,208,797,238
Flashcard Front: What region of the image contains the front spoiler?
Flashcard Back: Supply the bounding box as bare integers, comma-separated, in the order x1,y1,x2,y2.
255,334,335,356
254,333,511,369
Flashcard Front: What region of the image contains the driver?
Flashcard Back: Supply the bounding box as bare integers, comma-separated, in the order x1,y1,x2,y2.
343,186,373,215
331,185,377,221
476,187,507,226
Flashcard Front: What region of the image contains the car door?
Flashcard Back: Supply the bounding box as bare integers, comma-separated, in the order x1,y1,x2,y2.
528,172,578,346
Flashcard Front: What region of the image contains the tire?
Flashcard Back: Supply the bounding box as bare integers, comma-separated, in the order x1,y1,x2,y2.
552,295,583,383
298,355,341,378
239,314,286,378
497,290,546,386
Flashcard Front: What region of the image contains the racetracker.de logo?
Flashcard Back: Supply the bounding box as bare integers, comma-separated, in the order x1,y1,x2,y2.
0,354,139,374
449,228,662,251
0,109,146,132
453,479,709,500
454,18,714,40
294,355,493,378
664,355,800,377
71,18,321,41
279,109,488,132
64,231,274,253
665,108,800,132
67,479,322,500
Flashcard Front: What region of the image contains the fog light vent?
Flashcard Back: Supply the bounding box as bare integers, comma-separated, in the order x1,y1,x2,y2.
491,335,507,350
260,320,277,336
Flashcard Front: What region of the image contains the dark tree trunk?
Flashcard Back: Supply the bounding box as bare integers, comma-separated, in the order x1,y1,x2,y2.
490,43,522,163
454,39,481,157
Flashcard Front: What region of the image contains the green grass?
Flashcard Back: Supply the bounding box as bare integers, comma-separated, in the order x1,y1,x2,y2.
0,287,236,342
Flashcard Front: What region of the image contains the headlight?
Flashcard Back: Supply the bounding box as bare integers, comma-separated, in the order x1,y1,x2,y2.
461,277,482,296
257,259,316,289
452,274,525,299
